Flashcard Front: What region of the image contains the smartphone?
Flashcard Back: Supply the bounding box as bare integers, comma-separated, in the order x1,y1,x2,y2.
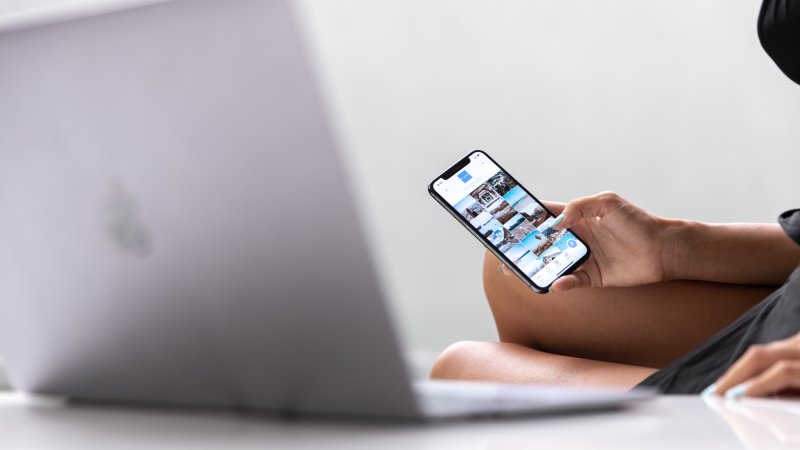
428,150,590,293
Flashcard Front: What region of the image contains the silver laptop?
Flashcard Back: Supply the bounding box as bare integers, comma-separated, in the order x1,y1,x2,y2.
0,0,650,419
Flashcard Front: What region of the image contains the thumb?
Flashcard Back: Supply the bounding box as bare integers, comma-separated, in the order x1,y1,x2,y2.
549,270,592,292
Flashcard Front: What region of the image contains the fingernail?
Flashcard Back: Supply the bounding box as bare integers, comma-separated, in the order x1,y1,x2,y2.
551,214,565,227
725,383,748,400
497,264,504,273
701,383,717,397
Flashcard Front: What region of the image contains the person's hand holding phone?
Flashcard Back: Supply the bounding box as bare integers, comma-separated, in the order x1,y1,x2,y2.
500,192,677,292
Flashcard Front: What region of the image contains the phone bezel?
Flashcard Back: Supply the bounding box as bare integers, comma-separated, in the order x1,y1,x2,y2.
427,150,591,293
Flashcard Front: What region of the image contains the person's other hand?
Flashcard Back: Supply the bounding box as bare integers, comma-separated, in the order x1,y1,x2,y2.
707,332,800,398
500,192,676,292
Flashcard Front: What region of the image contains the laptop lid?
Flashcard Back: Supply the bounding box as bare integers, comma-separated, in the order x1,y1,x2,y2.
0,0,419,418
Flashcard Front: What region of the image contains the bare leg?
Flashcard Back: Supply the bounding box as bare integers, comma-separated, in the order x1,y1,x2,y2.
482,251,775,369
429,252,773,387
430,340,656,389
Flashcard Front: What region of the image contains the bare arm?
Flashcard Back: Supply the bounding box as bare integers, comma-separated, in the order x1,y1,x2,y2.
531,193,800,292
665,220,800,287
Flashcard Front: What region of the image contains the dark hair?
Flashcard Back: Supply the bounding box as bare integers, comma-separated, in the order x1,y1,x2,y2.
758,0,800,85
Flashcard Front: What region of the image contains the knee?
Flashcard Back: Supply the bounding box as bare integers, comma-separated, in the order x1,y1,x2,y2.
481,251,542,344
482,250,507,300
482,250,532,306
429,340,490,380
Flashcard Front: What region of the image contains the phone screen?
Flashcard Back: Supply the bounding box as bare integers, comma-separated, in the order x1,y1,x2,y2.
430,151,589,290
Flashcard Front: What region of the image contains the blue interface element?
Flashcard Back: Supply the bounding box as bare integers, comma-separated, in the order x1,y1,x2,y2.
457,170,472,183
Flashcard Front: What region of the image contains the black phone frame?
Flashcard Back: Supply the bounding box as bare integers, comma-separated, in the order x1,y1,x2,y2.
427,150,591,293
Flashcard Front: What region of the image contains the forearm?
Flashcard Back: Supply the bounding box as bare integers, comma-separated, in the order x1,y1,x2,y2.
664,220,800,286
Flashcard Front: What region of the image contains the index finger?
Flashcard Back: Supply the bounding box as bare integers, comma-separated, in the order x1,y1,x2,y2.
558,192,625,229
742,360,800,397
714,344,800,394
542,201,565,216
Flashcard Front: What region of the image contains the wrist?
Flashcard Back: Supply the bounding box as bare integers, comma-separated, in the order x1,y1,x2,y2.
659,217,702,281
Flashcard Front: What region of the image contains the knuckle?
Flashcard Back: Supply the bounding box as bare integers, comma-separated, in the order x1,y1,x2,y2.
747,344,765,355
597,191,624,207
563,199,585,216
765,341,784,351
745,345,766,362
568,195,589,206
773,361,791,380
776,360,800,376
599,191,621,201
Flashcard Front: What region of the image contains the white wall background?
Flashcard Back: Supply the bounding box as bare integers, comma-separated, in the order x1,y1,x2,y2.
1,0,799,377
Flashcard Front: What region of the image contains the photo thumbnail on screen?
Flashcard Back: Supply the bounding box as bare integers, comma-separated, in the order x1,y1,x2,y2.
443,155,587,287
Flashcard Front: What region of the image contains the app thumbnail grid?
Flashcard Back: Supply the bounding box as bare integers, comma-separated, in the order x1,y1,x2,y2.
453,171,578,278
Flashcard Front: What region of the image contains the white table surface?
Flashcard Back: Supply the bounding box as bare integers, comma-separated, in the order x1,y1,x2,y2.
0,393,799,449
